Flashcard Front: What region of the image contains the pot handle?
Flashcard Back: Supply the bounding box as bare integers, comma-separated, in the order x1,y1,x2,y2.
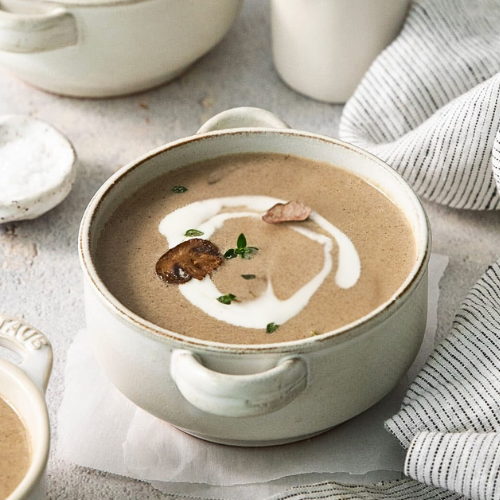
0,6,77,53
171,349,307,417
197,107,289,134
0,314,52,394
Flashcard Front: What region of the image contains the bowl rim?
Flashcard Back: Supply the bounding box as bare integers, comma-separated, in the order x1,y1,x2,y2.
79,127,431,354
0,361,50,500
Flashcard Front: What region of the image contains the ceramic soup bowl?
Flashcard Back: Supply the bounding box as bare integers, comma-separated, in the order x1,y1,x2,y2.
0,315,52,500
0,0,243,97
79,107,430,446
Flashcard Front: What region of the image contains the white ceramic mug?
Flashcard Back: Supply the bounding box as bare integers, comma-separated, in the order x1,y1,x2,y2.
271,0,412,103
79,106,430,447
0,315,52,500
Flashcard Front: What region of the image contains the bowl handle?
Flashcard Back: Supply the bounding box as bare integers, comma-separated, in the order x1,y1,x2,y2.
197,107,289,134
171,349,307,417
0,314,52,394
0,5,77,53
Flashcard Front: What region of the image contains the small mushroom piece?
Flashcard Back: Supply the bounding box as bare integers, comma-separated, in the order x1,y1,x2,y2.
262,201,312,224
156,238,223,284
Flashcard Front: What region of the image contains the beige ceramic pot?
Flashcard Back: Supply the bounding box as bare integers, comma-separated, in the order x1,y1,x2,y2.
0,315,52,500
0,0,243,97
79,107,430,446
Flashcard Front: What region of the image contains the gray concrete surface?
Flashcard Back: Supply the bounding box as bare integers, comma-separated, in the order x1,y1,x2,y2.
0,1,499,498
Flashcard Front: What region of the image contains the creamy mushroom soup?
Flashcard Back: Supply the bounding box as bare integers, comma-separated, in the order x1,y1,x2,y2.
0,395,31,500
96,153,416,344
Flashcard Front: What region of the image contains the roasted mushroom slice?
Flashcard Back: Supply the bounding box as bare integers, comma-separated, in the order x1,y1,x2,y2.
156,238,223,284
262,200,311,224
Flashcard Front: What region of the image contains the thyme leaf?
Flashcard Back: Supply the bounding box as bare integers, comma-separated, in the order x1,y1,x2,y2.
237,233,247,249
224,248,237,259
266,322,279,333
217,293,237,305
185,229,204,237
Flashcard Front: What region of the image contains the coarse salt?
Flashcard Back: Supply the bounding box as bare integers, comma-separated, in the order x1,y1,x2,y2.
0,115,76,222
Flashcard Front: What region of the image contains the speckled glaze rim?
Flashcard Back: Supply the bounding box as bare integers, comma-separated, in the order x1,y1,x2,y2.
79,128,431,354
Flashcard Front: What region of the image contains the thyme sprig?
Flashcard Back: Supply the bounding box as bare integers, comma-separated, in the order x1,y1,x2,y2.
224,233,258,260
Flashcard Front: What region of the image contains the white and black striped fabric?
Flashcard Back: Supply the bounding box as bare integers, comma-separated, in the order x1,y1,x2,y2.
384,261,500,499
405,432,500,499
339,0,500,210
267,478,462,500
385,262,500,448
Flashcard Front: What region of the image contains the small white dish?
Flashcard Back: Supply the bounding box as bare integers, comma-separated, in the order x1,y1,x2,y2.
0,115,76,223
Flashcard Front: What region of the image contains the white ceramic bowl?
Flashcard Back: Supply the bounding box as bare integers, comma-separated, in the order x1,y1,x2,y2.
79,107,431,446
0,0,243,97
0,315,52,500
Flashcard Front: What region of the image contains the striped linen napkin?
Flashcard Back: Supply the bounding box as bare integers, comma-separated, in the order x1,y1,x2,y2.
339,0,500,210
385,261,500,499
267,261,500,500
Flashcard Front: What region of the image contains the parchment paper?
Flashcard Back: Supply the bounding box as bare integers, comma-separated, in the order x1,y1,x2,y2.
56,254,448,499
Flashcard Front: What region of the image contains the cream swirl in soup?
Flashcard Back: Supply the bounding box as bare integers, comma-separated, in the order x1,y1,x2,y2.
159,196,360,329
